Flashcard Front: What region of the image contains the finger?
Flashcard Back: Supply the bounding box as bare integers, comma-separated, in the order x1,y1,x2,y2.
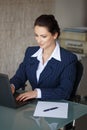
16,94,25,101
11,85,15,94
22,96,34,101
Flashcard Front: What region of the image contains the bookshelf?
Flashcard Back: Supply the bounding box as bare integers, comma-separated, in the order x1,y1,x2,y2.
60,27,87,59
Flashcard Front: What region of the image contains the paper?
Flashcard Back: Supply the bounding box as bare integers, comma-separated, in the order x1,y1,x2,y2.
33,101,68,118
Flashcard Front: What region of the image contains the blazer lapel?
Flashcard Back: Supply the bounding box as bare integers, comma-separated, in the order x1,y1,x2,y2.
29,57,39,85
38,58,60,84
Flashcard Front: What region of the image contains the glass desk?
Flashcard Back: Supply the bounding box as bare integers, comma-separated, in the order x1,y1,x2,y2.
0,100,87,130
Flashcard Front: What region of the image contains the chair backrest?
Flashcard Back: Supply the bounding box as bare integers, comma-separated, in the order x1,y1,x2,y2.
70,60,83,101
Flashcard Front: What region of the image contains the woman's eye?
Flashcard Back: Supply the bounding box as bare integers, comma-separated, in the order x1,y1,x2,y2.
42,36,46,38
34,34,47,38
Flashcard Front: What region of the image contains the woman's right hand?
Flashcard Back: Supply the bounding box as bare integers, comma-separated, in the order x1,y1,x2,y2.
10,84,15,94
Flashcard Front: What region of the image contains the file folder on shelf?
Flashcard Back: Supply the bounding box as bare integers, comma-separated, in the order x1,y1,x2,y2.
60,27,87,41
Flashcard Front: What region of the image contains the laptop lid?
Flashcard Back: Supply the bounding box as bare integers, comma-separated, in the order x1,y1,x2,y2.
0,73,28,108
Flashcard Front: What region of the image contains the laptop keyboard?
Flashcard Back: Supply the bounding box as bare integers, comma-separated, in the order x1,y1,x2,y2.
15,99,28,106
13,92,28,106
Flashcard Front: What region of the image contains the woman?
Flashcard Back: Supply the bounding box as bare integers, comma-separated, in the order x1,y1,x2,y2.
10,14,77,101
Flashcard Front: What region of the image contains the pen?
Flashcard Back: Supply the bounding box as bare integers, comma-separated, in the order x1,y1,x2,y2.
43,107,58,112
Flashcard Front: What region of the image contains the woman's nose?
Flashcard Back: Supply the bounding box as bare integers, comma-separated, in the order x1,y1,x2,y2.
37,37,42,43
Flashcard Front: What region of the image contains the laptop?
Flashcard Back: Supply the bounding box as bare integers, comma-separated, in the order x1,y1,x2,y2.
0,73,33,108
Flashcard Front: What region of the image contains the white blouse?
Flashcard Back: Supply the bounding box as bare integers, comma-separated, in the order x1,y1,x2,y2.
31,40,61,98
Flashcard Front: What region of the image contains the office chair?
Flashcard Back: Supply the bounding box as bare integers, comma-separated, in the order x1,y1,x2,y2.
65,60,84,130
59,60,83,130
70,60,83,102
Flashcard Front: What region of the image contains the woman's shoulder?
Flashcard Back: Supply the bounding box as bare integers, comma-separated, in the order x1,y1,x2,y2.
25,46,40,56
60,47,78,61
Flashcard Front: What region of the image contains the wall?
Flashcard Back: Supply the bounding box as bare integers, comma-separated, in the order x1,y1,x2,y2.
0,0,55,77
54,0,86,29
0,0,86,78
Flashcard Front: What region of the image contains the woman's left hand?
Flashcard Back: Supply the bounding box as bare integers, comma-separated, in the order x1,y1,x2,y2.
16,90,37,101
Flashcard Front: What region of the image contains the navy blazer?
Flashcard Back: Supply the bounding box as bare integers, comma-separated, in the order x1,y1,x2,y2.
10,46,77,100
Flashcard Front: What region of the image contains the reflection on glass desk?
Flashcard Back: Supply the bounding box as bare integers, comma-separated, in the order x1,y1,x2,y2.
0,100,87,130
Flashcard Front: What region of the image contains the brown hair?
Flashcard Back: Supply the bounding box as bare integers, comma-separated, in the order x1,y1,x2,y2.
34,14,60,38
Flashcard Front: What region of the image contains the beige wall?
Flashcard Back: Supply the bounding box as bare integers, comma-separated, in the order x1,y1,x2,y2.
0,0,87,78
55,0,87,29
0,0,55,77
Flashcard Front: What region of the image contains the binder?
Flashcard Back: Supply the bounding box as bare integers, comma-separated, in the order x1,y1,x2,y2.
60,27,87,41
60,39,87,55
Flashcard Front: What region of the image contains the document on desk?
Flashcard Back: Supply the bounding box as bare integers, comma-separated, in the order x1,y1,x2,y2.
33,101,68,118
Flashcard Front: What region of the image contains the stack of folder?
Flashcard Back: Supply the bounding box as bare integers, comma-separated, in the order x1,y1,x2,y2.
59,27,87,56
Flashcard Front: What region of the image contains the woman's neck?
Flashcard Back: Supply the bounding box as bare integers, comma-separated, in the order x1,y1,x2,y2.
42,43,56,64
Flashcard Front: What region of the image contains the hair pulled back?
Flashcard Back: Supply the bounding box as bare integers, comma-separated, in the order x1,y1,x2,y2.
34,14,60,38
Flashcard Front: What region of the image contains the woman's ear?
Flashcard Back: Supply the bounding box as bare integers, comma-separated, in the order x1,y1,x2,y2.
53,32,58,40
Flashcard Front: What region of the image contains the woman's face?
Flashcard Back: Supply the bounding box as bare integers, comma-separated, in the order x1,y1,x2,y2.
34,25,57,50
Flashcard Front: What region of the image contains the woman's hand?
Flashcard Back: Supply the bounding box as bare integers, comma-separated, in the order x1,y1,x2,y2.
10,84,15,94
16,90,37,101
